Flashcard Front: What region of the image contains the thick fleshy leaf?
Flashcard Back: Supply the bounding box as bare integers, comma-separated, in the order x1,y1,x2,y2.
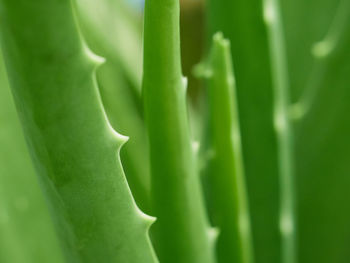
142,0,216,262
74,0,151,212
207,1,281,262
0,1,157,262
204,33,254,263
0,47,64,263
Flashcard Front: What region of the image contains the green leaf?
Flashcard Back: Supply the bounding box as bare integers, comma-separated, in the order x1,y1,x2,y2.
0,0,157,262
204,32,254,263
74,0,151,211
142,0,216,262
0,47,64,263
74,0,143,90
208,0,350,263
207,1,281,262
281,0,350,262
263,0,296,262
97,61,152,212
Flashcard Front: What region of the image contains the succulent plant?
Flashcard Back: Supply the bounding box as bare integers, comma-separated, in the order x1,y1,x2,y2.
0,0,349,262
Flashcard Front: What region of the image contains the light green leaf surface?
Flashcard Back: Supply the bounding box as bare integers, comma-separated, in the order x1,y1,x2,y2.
75,0,143,90
0,0,157,262
0,47,64,263
74,0,151,211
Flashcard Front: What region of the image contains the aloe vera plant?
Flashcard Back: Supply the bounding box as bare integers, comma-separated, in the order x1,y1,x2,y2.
282,1,350,262
207,1,350,263
0,49,64,263
207,1,281,261
142,0,216,262
1,0,350,262
0,0,156,262
74,0,151,211
203,33,253,263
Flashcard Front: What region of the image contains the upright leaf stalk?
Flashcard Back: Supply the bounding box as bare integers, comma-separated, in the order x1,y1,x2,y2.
263,0,296,262
142,0,216,262
206,1,281,262
205,33,254,263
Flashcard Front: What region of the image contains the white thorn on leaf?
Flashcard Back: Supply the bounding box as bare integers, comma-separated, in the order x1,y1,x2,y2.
192,140,200,155
280,212,294,236
263,0,276,25
274,110,287,133
208,227,220,243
